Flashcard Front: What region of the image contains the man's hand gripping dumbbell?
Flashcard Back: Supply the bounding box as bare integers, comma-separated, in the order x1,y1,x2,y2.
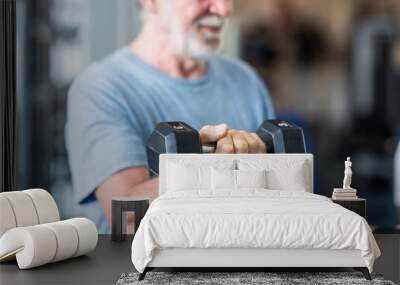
147,120,306,175
199,124,266,154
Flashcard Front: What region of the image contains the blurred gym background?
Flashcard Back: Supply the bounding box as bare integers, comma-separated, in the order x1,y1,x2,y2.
15,0,400,225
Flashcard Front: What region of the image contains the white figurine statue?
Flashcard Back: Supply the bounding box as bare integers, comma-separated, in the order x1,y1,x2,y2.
343,157,353,189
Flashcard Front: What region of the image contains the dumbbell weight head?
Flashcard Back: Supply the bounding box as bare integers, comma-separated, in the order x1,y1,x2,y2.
146,122,202,175
256,120,306,153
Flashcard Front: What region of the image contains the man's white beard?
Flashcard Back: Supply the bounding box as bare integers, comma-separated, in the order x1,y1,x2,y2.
161,12,225,59
169,28,216,59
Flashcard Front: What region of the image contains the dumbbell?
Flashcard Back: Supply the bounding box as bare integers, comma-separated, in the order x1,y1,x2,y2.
147,120,306,175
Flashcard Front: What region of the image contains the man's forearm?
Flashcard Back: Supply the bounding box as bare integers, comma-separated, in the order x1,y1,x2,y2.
96,172,159,228
127,177,159,201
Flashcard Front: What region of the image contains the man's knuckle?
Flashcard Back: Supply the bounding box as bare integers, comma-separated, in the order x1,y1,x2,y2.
246,134,257,144
220,143,234,153
228,129,238,135
259,141,267,152
234,139,247,150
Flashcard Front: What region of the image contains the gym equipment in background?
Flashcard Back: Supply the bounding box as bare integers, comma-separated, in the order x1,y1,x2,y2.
346,16,399,225
147,120,306,175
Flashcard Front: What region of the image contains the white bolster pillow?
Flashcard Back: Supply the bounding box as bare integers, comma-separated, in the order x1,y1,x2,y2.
0,189,60,238
0,196,17,237
23,189,60,224
63,218,98,257
0,218,98,269
0,191,40,228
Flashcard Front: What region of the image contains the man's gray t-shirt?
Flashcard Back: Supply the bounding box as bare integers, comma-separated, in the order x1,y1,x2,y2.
65,47,275,233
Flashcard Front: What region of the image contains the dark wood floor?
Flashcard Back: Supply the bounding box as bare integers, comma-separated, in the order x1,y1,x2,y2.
0,235,134,285
0,233,398,284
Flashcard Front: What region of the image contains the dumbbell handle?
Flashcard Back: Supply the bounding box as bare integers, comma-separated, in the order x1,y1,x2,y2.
202,143,217,153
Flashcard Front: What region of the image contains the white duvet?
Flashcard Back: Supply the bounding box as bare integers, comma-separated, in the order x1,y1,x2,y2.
131,190,380,273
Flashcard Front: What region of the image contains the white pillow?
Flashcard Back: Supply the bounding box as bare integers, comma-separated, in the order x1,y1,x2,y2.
211,168,236,190
236,169,267,189
211,169,268,190
167,159,236,171
238,159,309,192
267,165,307,191
167,162,211,191
166,159,236,192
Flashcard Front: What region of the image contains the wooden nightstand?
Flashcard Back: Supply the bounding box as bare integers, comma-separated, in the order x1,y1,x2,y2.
331,198,366,219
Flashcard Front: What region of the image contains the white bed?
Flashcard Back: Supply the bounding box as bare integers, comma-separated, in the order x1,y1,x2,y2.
131,154,380,280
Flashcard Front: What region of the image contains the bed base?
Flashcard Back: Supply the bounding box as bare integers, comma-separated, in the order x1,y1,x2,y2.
354,267,372,280
138,248,372,281
138,267,371,281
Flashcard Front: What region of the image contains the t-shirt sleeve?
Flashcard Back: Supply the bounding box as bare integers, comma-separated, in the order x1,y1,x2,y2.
65,70,147,204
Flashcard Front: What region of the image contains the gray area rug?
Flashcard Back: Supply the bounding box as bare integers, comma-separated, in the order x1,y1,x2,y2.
117,272,396,285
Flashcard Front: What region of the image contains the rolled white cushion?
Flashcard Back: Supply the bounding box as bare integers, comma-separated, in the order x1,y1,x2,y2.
63,218,98,257
0,226,57,269
0,189,60,239
42,221,79,262
0,218,97,269
23,189,60,223
236,169,267,189
0,191,39,227
0,196,17,237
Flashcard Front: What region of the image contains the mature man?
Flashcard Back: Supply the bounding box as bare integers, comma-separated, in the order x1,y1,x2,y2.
66,0,275,233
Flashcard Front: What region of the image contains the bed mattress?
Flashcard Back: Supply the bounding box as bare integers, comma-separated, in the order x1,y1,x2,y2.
131,190,380,273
